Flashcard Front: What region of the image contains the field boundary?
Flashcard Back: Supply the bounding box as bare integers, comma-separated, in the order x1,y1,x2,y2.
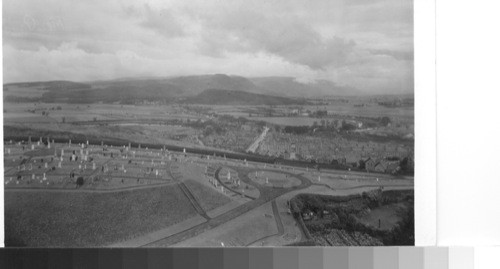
178,182,210,220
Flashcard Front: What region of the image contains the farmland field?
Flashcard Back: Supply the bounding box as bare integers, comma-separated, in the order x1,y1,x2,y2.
4,185,198,247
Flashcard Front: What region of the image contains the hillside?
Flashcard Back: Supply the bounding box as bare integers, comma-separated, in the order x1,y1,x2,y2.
186,89,308,105
250,77,360,97
167,74,261,96
4,80,91,90
4,74,363,104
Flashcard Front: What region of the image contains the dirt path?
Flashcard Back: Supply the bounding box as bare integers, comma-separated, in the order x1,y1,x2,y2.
212,167,257,200
246,126,269,153
312,183,413,191
178,182,211,220
4,181,175,193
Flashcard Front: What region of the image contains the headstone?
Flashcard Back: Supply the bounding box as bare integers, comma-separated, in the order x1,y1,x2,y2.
92,162,96,170
43,173,47,181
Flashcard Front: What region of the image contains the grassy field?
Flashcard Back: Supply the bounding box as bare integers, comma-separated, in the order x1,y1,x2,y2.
4,185,198,247
183,179,232,212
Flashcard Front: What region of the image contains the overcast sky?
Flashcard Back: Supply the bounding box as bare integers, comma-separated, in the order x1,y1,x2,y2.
3,0,413,94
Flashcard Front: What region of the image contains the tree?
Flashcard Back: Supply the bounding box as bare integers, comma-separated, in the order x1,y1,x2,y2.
203,125,214,137
76,177,84,187
380,117,391,127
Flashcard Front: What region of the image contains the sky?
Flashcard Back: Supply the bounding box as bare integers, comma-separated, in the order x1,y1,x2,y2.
2,0,413,94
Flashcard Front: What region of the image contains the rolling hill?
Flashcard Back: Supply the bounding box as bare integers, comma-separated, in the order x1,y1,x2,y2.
4,74,363,104
185,88,309,105
249,76,360,97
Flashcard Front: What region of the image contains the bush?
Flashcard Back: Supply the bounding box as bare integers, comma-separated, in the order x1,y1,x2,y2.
76,177,84,187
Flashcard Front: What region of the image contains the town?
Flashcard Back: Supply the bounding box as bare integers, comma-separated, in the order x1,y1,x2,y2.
3,79,414,247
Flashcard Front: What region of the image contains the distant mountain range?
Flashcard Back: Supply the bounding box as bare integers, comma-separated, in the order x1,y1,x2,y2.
90,74,361,97
4,74,365,104
186,88,308,105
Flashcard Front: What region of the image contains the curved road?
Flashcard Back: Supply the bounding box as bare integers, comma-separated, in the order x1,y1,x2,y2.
143,165,312,247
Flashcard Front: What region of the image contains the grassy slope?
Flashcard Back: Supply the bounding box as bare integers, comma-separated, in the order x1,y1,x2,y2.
183,179,231,212
4,185,197,247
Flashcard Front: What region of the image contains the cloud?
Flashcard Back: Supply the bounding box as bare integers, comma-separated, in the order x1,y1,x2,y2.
369,49,414,61
137,4,185,38
195,9,358,70
2,0,414,94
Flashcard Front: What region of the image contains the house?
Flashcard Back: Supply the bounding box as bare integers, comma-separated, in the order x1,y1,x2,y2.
365,158,378,171
357,157,371,170
385,161,401,174
302,210,314,221
374,162,386,173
